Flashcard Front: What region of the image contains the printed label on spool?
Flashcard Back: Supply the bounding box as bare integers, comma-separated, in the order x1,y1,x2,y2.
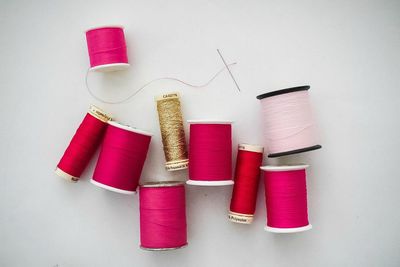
228,211,254,224
55,167,79,182
88,105,111,123
238,144,264,153
165,159,189,171
154,92,180,101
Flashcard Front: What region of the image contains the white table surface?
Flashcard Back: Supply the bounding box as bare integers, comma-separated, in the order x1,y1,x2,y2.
1,0,399,266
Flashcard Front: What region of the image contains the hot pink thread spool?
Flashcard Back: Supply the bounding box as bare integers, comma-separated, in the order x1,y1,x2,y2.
261,165,312,233
256,86,321,157
55,105,111,182
85,26,129,72
187,120,233,186
139,182,187,251
91,121,152,194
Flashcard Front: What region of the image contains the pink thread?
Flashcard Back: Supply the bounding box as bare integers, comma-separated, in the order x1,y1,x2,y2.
257,86,321,157
92,121,152,194
188,121,233,185
85,26,128,69
56,106,109,182
139,183,187,250
261,166,311,232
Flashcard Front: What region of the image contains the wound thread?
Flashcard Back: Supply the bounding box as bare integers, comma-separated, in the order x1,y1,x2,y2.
256,86,321,157
156,92,188,171
229,144,264,224
91,121,152,194
139,182,187,251
187,120,233,186
85,26,129,72
261,165,312,233
55,105,111,182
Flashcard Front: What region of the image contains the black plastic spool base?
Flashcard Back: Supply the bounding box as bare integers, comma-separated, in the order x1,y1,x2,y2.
268,145,322,158
256,85,310,100
256,85,321,158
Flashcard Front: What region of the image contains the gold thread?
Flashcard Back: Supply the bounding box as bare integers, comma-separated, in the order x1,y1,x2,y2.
156,93,188,171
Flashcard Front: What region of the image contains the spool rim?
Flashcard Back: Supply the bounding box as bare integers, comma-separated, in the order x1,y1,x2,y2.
108,121,153,136
89,63,130,72
228,211,254,224
260,164,309,172
85,25,125,33
165,159,189,171
55,167,79,182
154,92,181,101
140,243,188,251
268,145,322,158
187,119,233,124
186,180,234,186
264,224,312,233
140,181,185,188
256,85,310,100
90,179,136,195
238,143,264,153
88,105,111,122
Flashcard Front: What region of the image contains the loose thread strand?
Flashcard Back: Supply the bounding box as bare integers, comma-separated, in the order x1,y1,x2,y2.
86,62,237,104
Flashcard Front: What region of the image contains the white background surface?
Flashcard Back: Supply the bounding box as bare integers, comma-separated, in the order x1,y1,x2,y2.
1,0,400,266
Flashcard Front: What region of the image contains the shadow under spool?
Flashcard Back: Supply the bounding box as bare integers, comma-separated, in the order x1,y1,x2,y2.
155,92,189,171
256,86,321,157
55,105,111,182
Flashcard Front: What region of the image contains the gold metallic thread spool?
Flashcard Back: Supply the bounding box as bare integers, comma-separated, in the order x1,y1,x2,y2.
155,92,189,171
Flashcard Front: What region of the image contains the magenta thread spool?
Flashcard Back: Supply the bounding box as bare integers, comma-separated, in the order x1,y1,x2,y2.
187,120,234,186
91,121,152,194
139,182,187,251
85,25,130,72
256,86,321,157
261,165,312,233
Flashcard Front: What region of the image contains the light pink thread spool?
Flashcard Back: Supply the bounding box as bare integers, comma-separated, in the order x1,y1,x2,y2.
261,164,312,233
256,86,321,157
139,181,187,251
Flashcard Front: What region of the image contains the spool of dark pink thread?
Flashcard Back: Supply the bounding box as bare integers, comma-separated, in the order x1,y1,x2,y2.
139,182,187,251
91,121,152,194
187,120,234,186
55,105,111,182
261,165,312,233
85,26,129,72
229,144,264,224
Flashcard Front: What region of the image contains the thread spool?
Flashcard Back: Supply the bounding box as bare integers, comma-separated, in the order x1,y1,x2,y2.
155,92,188,171
228,144,264,224
91,121,152,194
85,26,129,72
139,181,187,251
55,105,111,182
256,86,321,157
261,165,312,233
187,120,233,186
